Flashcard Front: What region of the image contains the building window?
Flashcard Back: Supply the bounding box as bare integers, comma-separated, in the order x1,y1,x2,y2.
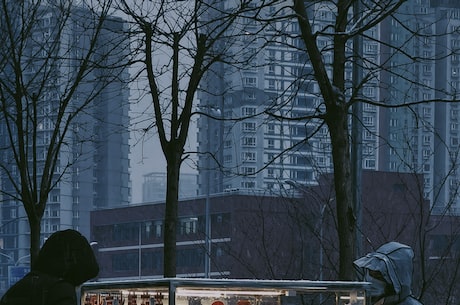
112,253,138,271
179,218,198,235
241,181,256,188
245,92,256,100
141,251,162,271
363,87,375,97
242,107,256,116
364,43,377,53
242,137,256,147
241,152,256,161
423,107,432,117
422,93,432,100
389,161,397,170
363,116,374,126
423,149,431,158
243,122,256,131
265,153,276,164
244,77,257,87
390,132,398,141
363,130,374,140
154,221,162,238
364,103,376,112
224,154,232,163
224,140,232,148
363,146,375,156
364,159,376,169
242,167,256,175
317,156,325,166
423,135,431,145
423,65,432,74
113,223,139,241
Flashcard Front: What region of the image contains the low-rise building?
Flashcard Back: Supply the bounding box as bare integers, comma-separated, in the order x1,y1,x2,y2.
91,171,447,283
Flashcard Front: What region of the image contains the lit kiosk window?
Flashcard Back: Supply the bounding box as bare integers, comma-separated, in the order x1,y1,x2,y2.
81,278,370,305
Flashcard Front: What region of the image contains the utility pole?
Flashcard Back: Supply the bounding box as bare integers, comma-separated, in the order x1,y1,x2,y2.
351,0,363,261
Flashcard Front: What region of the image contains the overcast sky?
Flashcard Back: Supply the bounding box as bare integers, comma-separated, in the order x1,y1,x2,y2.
128,83,198,204
117,1,199,204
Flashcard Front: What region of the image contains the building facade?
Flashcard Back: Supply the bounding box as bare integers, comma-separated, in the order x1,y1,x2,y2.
377,0,460,215
90,171,458,303
0,3,130,294
92,171,429,281
142,172,198,203
196,0,460,215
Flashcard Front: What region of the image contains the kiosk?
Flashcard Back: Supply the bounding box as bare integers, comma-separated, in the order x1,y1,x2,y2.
80,278,369,305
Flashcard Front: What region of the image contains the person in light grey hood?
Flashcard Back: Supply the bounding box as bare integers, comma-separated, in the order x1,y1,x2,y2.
354,242,423,305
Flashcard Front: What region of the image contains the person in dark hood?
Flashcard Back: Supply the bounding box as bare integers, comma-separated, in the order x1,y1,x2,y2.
0,229,99,305
354,242,422,305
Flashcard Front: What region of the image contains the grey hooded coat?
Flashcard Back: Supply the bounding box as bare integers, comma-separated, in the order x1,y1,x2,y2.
354,242,423,305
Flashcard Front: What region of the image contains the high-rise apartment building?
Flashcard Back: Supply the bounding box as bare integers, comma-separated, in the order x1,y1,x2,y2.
142,172,198,203
377,0,460,214
0,3,130,293
197,1,373,195
197,0,460,215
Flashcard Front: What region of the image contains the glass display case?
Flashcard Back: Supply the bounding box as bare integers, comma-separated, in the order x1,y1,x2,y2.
80,278,369,305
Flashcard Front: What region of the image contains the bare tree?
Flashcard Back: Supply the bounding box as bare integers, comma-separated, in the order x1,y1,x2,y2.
197,0,460,284
0,0,129,265
286,0,411,280
230,0,460,281
118,0,281,277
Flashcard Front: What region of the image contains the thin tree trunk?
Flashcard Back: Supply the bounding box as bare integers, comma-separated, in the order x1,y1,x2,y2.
293,0,355,280
326,108,355,280
163,149,181,277
28,214,41,268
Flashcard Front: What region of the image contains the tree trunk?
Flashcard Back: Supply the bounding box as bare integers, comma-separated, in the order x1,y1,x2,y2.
28,214,41,268
326,104,356,280
293,0,356,280
163,148,181,277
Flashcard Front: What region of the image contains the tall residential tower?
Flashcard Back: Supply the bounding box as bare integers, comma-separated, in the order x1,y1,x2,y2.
0,3,130,293
197,0,460,215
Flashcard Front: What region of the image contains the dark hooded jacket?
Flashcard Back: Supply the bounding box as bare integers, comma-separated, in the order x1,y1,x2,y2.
0,230,99,305
354,242,422,305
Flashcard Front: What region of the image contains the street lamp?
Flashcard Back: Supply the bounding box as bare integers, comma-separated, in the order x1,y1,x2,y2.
198,105,221,278
0,252,30,266
14,254,30,266
284,180,331,281
0,252,31,288
0,252,14,265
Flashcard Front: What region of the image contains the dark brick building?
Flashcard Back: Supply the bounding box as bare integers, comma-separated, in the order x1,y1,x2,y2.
90,171,460,304
91,191,313,280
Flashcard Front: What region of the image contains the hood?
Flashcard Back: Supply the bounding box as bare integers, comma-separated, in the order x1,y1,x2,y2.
353,242,414,299
34,229,99,286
